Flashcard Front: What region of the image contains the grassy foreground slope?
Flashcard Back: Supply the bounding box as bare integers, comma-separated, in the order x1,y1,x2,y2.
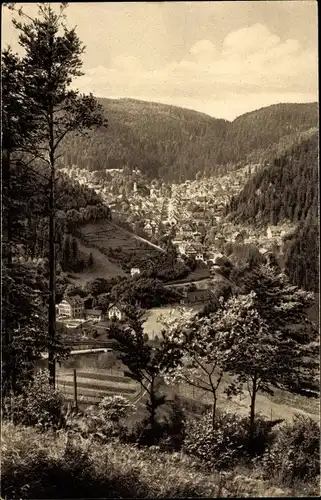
2,422,318,498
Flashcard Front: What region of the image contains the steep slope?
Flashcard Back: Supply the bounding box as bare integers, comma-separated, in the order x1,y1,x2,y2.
226,102,318,165
60,98,230,182
225,130,318,226
283,216,319,292
224,130,319,292
59,99,318,182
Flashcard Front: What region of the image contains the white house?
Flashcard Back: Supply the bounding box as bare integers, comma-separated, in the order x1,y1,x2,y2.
58,296,85,319
131,267,141,277
144,222,153,234
108,304,125,321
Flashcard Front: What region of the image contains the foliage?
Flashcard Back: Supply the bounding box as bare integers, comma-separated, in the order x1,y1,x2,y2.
2,370,65,430
109,310,179,434
161,306,228,428
226,131,318,226
183,410,279,470
111,277,182,308
2,263,68,396
2,420,318,498
260,415,320,485
65,396,136,441
207,269,318,431
84,276,124,297
98,395,136,424
284,215,319,292
60,99,317,182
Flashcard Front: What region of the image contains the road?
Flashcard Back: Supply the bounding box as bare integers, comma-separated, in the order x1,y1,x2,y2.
40,348,111,359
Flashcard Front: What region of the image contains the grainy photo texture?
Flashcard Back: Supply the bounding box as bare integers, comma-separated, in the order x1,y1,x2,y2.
1,2,319,498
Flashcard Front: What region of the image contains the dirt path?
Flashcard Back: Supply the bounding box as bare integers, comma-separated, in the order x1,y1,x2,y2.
174,373,319,422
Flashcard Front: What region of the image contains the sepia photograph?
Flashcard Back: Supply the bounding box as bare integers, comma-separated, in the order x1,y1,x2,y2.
1,1,319,498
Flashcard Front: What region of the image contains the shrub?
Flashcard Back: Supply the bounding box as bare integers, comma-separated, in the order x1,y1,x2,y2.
260,414,320,485
127,416,165,447
183,410,277,470
65,396,136,442
2,370,65,430
159,397,187,452
1,424,146,499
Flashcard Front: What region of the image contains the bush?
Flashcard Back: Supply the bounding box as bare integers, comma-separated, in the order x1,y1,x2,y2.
2,422,317,498
65,396,136,442
260,414,320,485
183,410,277,470
2,370,65,430
159,397,187,452
1,424,147,499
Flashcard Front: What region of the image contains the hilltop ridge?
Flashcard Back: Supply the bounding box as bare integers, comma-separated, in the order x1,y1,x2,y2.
59,99,318,182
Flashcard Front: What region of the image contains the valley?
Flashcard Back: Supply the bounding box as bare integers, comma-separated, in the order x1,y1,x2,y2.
2,4,319,499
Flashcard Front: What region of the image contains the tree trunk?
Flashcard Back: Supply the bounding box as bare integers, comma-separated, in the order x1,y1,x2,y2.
48,158,56,387
3,148,15,396
212,394,217,430
249,374,258,441
5,149,13,267
149,382,156,430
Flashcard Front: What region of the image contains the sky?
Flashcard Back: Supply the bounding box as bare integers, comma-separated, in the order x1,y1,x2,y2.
2,1,318,120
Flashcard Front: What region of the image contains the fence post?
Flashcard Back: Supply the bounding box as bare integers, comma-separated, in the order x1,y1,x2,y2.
73,368,78,411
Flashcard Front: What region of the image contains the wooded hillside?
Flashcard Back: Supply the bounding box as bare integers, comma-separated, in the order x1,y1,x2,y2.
225,130,318,225
59,99,318,182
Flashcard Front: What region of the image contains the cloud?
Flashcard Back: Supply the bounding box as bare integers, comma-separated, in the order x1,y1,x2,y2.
75,23,317,119
222,23,280,56
189,39,219,62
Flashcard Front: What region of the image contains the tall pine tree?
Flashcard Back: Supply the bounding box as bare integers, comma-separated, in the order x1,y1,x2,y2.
8,3,107,386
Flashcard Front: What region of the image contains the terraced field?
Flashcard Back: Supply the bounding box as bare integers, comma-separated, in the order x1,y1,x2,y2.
79,221,160,254
57,367,141,405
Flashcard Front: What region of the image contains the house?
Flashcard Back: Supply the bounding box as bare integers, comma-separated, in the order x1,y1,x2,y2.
267,226,273,239
150,221,157,235
131,267,141,277
185,244,197,257
58,296,85,318
144,222,152,234
181,289,215,305
108,304,125,321
195,253,206,262
173,240,188,255
85,309,102,322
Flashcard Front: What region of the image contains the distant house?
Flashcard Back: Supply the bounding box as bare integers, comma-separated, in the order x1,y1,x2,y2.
131,267,141,277
144,222,153,235
58,296,85,318
181,289,215,305
85,309,102,322
195,253,206,262
108,304,125,321
267,226,273,239
185,244,197,257
174,241,188,255
233,231,244,243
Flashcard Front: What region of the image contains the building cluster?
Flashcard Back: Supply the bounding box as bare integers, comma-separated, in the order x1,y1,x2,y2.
59,164,296,272
57,296,125,322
